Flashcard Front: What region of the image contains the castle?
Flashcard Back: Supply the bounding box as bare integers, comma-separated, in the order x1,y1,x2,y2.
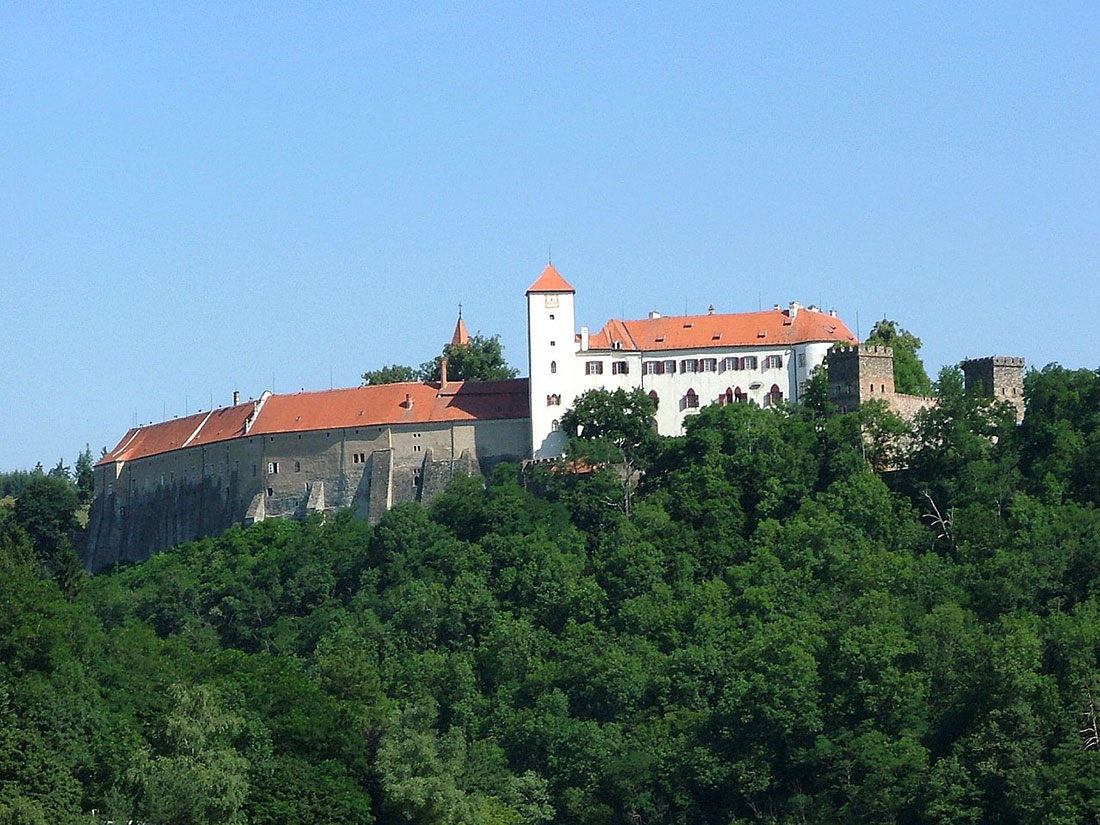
86,265,1022,569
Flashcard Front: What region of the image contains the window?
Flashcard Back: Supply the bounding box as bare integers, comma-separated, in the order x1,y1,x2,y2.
742,356,758,370
550,340,556,346
798,352,806,368
107,482,114,496
612,361,629,375
681,359,699,373
551,419,560,431
684,388,699,409
663,360,677,374
549,314,555,320
550,360,557,374
585,361,604,375
720,387,734,406
702,358,717,372
735,386,747,403
547,394,561,406
294,461,301,472
764,384,783,407
268,462,279,474
764,354,783,369
723,356,740,371
643,360,662,375
267,487,274,497
648,390,659,410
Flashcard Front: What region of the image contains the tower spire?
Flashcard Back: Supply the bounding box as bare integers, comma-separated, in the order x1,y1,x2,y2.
451,309,469,346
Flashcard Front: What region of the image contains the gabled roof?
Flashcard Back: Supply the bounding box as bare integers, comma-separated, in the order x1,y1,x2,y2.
587,307,857,351
250,379,529,435
99,380,530,466
526,264,575,294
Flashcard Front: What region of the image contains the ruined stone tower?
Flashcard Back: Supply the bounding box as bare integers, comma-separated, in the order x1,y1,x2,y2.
960,356,1025,422
826,345,896,413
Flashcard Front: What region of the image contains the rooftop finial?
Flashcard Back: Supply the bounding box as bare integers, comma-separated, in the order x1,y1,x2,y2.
548,245,552,265
458,302,462,320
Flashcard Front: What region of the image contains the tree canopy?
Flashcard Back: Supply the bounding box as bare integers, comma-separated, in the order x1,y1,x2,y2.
363,334,518,385
6,361,1100,823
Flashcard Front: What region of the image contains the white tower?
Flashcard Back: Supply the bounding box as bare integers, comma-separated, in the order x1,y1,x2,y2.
527,264,577,459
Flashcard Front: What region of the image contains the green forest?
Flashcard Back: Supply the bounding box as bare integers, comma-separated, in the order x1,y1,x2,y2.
4,363,1100,824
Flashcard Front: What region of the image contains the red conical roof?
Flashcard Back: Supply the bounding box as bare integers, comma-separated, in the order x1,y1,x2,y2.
451,315,469,345
526,263,575,294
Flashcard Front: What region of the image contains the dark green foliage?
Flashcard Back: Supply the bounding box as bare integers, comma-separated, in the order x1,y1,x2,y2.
362,364,420,385
421,333,518,383
13,474,79,569
3,362,1100,823
74,446,95,505
364,334,518,385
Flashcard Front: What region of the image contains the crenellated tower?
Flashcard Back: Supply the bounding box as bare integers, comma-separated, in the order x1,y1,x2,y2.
961,356,1025,422
826,345,896,413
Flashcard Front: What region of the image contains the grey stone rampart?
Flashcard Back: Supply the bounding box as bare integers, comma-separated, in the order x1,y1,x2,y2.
367,449,393,522
86,413,531,569
888,393,937,421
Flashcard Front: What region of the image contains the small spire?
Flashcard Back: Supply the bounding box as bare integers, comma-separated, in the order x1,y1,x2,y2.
451,312,469,346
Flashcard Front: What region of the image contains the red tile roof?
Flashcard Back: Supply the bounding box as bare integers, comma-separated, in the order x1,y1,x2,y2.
587,307,856,351
98,380,530,466
526,264,575,294
250,379,529,435
99,403,256,466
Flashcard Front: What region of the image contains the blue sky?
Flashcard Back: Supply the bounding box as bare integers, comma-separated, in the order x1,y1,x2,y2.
2,2,1097,470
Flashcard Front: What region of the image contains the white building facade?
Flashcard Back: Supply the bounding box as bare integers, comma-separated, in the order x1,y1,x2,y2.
526,265,858,459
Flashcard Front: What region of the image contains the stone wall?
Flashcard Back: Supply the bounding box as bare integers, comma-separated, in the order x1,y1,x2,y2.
86,416,529,570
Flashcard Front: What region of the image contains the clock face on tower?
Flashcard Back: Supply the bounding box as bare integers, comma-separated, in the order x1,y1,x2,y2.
544,295,559,309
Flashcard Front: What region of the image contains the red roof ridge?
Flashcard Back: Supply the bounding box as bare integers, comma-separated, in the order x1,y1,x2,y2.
586,305,856,352
526,263,575,294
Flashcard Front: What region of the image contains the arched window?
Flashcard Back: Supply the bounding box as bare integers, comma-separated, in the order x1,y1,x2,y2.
550,360,557,374
684,388,699,409
648,389,659,411
551,419,560,432
734,386,747,403
764,384,783,406
721,387,734,406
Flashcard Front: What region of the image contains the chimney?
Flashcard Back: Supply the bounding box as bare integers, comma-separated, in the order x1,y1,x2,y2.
829,308,838,318
789,301,801,318
233,390,240,405
773,303,781,311
404,393,413,409
580,326,589,351
707,304,715,315
648,310,661,319
440,357,448,387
